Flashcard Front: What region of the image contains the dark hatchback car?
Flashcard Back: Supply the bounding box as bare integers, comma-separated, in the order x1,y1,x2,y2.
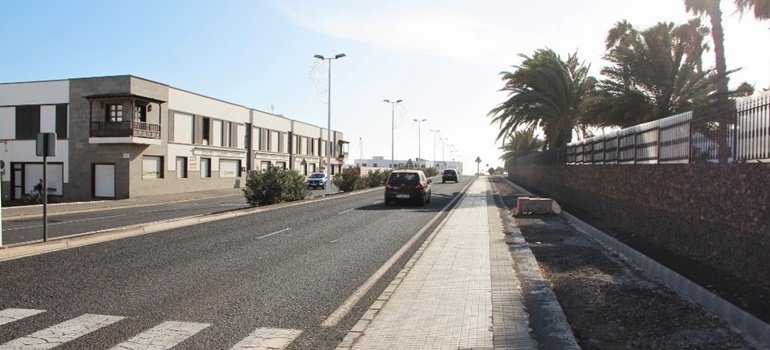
442,169,459,183
384,170,432,206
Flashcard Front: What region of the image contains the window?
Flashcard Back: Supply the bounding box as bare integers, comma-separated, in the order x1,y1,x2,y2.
270,130,279,152
176,157,188,178
252,127,261,150
200,158,211,178
202,117,210,145
173,113,194,144
142,156,163,179
276,162,286,169
220,159,240,178
223,122,232,147
260,161,271,172
56,104,67,139
15,105,40,139
106,104,123,122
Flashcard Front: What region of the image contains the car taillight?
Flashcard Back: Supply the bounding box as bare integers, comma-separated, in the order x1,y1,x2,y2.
415,182,425,190
385,183,393,189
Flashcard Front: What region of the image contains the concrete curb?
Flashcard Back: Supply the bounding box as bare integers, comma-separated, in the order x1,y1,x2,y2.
502,178,770,348
492,178,579,349
0,186,383,261
335,178,476,349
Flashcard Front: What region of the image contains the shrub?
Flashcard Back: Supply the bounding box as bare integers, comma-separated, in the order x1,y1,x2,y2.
242,167,309,206
333,166,367,192
423,168,438,177
364,169,391,187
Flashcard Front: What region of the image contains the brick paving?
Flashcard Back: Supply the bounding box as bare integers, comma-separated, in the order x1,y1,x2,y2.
344,178,535,349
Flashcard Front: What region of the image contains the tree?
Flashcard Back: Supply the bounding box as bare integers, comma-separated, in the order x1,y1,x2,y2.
498,127,544,168
584,20,719,127
489,49,597,150
735,0,770,20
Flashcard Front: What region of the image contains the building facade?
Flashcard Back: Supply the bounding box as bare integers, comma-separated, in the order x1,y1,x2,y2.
0,75,348,202
354,156,463,174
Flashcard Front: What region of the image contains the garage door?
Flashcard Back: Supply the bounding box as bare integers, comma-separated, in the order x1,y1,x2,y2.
94,164,115,198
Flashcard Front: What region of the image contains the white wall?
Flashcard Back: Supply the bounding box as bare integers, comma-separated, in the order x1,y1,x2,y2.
252,110,291,132
0,80,69,105
212,120,222,147
40,105,56,133
0,140,70,182
168,88,249,123
293,121,320,137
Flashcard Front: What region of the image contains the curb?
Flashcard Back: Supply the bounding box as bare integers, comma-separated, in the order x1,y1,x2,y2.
335,178,476,349
501,177,770,349
0,186,383,261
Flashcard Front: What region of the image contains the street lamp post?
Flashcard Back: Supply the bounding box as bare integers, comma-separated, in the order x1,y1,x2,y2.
314,53,346,195
412,118,426,166
440,137,448,162
429,129,440,167
383,99,402,169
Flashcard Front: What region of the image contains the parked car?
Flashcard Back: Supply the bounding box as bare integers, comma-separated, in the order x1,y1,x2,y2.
306,172,329,189
384,170,432,206
442,169,459,183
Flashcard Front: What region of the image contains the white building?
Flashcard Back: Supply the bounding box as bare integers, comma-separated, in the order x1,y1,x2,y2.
353,156,463,174
0,75,348,202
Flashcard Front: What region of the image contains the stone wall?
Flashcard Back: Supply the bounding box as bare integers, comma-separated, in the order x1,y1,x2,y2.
508,163,770,290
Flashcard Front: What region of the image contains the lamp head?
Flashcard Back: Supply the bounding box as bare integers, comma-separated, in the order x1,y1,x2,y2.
314,54,324,60
335,53,346,59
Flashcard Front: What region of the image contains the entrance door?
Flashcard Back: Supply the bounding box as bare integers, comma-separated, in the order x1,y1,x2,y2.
94,164,115,198
12,164,22,199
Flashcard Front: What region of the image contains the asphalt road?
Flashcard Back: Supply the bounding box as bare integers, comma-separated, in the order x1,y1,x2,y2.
1,185,339,245
0,177,469,349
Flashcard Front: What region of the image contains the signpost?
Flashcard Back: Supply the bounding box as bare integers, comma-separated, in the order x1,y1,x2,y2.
36,132,56,242
475,156,481,175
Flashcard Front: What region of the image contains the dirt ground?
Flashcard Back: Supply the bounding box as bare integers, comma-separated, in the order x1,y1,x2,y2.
490,177,761,350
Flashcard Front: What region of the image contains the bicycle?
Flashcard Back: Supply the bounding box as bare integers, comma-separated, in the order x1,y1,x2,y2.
22,189,44,204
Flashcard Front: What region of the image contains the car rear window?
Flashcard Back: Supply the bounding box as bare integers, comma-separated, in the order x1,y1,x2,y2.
388,173,420,186
444,170,455,175
310,173,325,178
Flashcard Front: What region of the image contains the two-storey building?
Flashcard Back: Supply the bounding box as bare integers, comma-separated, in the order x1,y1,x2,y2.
0,75,348,202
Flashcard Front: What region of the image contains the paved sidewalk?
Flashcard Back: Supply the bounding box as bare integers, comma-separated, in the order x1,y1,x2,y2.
340,177,536,349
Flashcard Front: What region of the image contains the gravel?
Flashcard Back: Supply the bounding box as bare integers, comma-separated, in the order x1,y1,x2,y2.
490,178,762,350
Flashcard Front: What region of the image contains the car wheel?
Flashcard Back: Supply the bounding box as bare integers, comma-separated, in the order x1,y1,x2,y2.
426,193,431,203
384,198,391,206
442,180,445,183
418,193,426,206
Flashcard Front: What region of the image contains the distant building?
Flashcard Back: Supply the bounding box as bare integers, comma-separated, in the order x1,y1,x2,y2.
354,156,463,174
0,75,348,202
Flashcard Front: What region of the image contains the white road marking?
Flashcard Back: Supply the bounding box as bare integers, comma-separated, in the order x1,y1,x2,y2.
0,309,45,326
0,314,124,350
230,327,302,350
109,321,209,350
337,208,355,215
256,228,292,240
329,239,340,244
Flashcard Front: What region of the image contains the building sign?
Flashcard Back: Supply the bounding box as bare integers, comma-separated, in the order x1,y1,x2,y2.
192,147,245,158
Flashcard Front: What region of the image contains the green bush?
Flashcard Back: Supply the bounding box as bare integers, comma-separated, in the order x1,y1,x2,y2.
423,168,438,177
242,167,309,206
333,166,367,192
364,169,391,187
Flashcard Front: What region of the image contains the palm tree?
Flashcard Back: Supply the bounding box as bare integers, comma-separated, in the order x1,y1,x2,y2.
584,20,719,127
499,127,543,168
489,49,596,150
735,0,770,19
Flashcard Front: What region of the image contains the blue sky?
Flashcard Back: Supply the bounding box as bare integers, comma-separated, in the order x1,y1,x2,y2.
2,0,769,173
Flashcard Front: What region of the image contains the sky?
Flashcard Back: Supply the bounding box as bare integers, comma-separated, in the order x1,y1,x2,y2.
2,0,769,174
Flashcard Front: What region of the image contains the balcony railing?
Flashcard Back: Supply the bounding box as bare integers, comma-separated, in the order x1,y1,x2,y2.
91,121,161,139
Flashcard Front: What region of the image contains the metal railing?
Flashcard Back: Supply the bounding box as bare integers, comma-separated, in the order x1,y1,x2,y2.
91,121,161,139
554,91,769,165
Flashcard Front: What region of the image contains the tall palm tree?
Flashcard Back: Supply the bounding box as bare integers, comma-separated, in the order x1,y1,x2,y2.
684,0,729,102
735,0,770,19
584,20,718,127
489,49,596,150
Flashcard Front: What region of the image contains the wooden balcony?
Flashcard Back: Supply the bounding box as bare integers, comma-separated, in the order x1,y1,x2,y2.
90,121,161,145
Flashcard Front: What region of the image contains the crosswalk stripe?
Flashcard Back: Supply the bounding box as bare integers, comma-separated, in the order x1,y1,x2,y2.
0,309,46,327
230,327,302,350
0,313,124,350
109,321,209,350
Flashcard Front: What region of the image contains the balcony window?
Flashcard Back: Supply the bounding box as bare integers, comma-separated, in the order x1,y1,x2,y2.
106,104,123,122
134,105,146,122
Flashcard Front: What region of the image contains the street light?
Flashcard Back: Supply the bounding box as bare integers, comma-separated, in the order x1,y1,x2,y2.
429,129,440,167
412,118,427,166
440,137,448,162
315,53,346,195
383,99,402,169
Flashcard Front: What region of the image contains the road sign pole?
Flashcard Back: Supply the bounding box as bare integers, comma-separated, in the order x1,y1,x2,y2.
43,154,48,242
